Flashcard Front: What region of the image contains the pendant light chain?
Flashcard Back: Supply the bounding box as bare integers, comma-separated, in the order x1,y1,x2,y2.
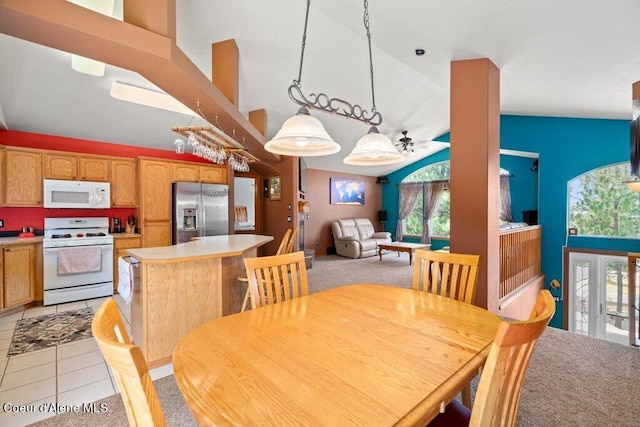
363,0,376,114
266,0,404,164
295,0,312,87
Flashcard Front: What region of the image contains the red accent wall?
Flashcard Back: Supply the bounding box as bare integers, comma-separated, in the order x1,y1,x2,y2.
304,169,382,256
0,130,211,161
0,130,211,232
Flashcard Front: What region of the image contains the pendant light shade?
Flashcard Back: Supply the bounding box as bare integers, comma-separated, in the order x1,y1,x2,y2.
343,126,405,165
265,107,341,156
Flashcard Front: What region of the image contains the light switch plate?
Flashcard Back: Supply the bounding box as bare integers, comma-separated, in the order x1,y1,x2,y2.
0,219,4,227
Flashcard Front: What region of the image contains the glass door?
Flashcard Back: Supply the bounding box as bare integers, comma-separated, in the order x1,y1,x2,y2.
568,252,636,345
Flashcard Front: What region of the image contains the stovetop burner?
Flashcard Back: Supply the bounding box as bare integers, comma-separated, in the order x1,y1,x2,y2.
43,217,113,248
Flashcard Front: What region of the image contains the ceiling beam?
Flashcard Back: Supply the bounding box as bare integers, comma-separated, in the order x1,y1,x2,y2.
0,0,280,163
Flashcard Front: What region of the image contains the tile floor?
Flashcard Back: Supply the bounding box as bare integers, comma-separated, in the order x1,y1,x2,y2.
0,294,173,426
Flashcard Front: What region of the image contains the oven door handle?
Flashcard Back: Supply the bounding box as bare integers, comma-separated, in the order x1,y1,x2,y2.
44,245,113,252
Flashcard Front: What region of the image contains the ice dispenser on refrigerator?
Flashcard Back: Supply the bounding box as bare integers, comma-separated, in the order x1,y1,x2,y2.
182,208,197,231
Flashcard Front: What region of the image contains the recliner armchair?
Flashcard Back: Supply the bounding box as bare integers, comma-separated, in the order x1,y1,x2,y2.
331,218,392,259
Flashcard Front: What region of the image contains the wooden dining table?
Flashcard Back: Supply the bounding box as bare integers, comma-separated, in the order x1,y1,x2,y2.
172,284,501,426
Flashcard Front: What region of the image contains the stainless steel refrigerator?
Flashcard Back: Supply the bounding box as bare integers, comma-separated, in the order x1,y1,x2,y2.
172,182,229,244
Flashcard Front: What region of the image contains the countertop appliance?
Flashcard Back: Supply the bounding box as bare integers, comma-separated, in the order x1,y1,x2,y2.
172,182,229,244
44,179,111,209
43,217,114,305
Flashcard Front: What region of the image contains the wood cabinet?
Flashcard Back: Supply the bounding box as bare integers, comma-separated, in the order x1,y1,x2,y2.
5,148,43,206
201,165,226,184
0,248,3,309
113,236,142,292
44,152,109,181
141,221,172,248
111,159,137,207
0,147,4,205
138,159,173,248
172,163,200,182
172,162,226,184
79,156,110,181
44,152,78,179
3,244,35,308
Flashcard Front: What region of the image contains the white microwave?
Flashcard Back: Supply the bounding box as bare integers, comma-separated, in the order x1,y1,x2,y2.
44,179,111,209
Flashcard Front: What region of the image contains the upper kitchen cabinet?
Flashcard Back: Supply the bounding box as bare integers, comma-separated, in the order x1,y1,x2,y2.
201,165,227,184
44,152,109,181
79,156,110,181
171,162,226,184
111,159,137,207
44,152,77,179
172,162,199,182
5,147,43,206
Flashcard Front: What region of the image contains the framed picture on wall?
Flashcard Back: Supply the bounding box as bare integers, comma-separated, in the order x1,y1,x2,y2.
330,177,365,205
269,176,281,200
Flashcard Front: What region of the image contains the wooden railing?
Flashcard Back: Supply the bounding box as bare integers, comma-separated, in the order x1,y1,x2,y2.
499,225,542,299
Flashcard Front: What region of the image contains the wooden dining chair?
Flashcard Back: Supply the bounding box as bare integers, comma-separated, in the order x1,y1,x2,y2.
243,251,309,309
92,298,167,427
239,229,292,311
412,249,480,304
428,289,555,427
286,226,299,254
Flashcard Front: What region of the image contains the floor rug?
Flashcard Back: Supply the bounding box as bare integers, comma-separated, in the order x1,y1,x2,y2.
8,308,94,357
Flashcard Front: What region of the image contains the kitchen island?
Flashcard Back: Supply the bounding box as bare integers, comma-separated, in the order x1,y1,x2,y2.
125,234,273,367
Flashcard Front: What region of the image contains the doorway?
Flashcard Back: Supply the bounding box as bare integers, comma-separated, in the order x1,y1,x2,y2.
234,177,256,232
568,252,638,345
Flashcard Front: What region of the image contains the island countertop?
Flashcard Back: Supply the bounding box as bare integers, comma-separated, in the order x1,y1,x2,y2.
128,234,274,367
125,234,273,263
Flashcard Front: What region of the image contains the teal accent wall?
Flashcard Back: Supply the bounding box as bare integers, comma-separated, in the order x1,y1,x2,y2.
382,115,640,328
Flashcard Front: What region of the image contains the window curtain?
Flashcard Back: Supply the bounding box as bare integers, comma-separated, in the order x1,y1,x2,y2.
396,182,423,242
421,181,447,244
500,174,513,222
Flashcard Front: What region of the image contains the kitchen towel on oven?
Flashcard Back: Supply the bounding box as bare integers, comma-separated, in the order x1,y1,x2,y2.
57,246,102,275
117,256,132,304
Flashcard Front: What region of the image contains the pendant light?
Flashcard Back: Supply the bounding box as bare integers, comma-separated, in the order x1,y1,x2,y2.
265,0,404,166
344,0,404,165
344,126,405,165
264,107,340,156
264,0,340,156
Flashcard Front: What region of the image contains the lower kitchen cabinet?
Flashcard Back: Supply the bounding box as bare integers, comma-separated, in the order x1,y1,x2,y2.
141,221,172,248
3,244,36,308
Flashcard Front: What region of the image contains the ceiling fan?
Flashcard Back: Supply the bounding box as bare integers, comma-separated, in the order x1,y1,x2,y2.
394,130,429,156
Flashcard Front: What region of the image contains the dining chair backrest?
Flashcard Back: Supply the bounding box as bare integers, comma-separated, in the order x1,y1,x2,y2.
92,298,167,427
244,251,309,309
470,289,555,426
276,228,293,255
428,289,555,427
286,226,299,254
412,249,480,304
239,228,293,313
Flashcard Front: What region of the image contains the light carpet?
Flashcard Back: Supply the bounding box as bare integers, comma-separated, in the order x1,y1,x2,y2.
9,308,94,357
30,254,640,426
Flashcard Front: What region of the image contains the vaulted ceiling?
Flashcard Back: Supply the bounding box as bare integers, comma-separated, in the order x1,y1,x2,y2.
1,0,639,176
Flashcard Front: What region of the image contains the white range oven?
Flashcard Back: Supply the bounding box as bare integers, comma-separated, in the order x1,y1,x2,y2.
43,217,114,306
